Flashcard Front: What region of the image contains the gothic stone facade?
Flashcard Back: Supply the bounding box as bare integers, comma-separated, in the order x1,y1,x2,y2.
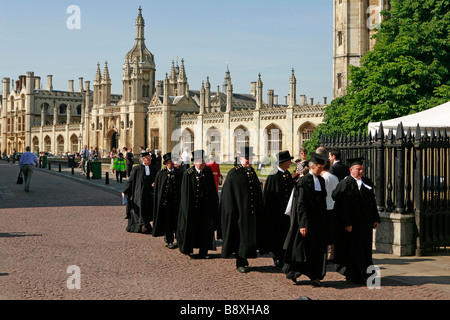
0,7,326,163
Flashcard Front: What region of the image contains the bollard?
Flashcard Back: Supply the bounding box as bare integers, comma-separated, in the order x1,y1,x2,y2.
71,166,74,175
86,163,90,179
59,163,61,172
49,162,51,170
105,172,109,184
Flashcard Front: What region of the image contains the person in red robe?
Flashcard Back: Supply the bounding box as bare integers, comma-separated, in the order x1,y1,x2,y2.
206,156,222,192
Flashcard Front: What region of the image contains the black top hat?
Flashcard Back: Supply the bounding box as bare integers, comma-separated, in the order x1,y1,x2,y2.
191,149,206,161
347,156,364,166
277,150,294,164
163,152,172,164
239,146,255,157
309,152,328,165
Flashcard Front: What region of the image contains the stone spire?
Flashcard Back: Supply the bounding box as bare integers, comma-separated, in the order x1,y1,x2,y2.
289,68,296,107
103,61,110,81
94,62,102,84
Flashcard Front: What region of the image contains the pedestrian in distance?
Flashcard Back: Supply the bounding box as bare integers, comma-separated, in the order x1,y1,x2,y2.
332,157,380,285
282,152,328,287
263,150,295,268
80,145,90,175
112,152,127,183
176,150,219,259
18,146,39,192
152,152,183,249
122,152,156,234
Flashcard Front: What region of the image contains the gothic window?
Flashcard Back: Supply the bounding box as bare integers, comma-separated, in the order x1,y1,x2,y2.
181,129,194,154
337,31,343,46
44,136,51,152
337,73,343,89
233,126,250,156
32,137,39,153
206,127,222,160
57,135,64,155
143,85,150,98
76,105,82,115
266,124,282,157
59,104,67,115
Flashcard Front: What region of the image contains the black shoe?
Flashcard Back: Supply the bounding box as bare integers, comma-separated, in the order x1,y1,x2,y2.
310,280,322,287
167,243,178,249
237,266,249,273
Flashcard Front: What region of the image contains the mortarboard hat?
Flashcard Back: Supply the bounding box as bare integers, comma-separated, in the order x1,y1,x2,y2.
141,152,150,157
309,152,328,165
347,156,364,166
277,150,294,164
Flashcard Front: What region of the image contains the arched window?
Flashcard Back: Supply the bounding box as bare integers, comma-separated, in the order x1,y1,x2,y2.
76,104,82,115
233,126,250,156
57,135,64,155
181,129,194,154
44,136,51,152
266,124,282,157
59,104,67,115
206,127,222,160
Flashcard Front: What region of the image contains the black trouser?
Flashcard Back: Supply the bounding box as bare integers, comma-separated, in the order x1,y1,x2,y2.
126,165,133,177
163,203,178,244
116,170,124,182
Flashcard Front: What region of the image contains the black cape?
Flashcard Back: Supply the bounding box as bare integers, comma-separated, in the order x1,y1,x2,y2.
263,168,294,260
332,176,381,282
122,165,156,233
152,167,183,238
220,165,270,259
176,166,219,254
282,174,328,281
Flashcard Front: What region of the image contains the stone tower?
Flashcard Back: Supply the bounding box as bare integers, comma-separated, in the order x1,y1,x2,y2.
333,0,391,98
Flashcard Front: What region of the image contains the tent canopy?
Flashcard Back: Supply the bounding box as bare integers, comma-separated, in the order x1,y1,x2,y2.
368,100,450,136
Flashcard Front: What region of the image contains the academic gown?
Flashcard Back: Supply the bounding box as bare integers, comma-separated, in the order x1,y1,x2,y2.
152,167,183,238
220,165,270,259
332,176,380,282
263,168,294,262
282,173,328,281
176,166,219,255
123,165,156,233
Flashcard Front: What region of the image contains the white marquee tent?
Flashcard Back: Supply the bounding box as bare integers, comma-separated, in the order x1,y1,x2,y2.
368,100,450,136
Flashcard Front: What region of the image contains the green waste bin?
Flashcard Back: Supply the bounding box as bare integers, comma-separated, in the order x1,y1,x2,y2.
42,156,48,168
90,161,102,179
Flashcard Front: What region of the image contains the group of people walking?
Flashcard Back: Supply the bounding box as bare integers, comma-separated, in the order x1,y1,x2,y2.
121,146,380,287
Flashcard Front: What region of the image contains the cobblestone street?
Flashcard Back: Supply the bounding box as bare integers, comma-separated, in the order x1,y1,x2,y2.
1,161,449,308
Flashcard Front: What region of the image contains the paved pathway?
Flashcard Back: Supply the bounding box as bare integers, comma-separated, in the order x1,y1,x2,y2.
1,161,449,304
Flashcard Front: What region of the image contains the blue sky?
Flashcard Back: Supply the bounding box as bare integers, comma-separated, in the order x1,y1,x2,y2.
0,0,333,103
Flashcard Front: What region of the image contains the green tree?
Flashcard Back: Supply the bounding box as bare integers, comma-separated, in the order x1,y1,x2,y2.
306,0,450,153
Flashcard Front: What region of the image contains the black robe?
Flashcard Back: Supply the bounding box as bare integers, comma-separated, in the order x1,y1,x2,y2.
220,165,269,259
283,173,328,281
152,167,183,239
122,164,156,233
176,166,219,254
332,176,381,282
263,168,294,262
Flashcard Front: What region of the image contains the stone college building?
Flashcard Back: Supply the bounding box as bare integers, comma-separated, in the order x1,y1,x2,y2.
0,1,388,163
